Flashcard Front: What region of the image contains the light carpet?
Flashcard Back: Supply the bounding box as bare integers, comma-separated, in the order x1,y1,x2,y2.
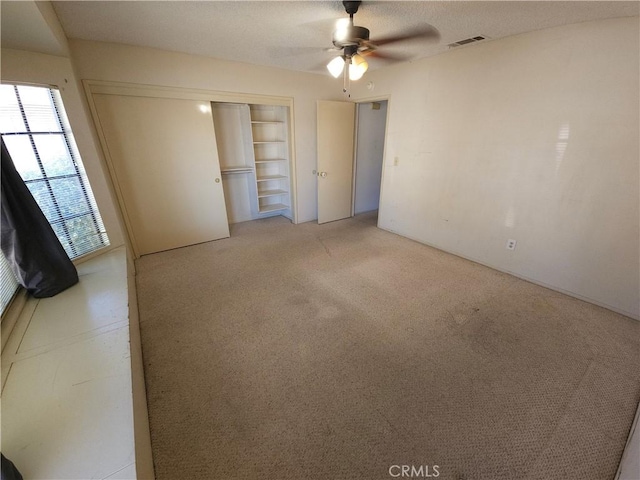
135,212,639,480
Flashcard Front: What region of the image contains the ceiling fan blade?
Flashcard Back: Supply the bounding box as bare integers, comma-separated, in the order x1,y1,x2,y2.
269,46,336,58
372,25,440,46
311,56,340,74
362,50,411,63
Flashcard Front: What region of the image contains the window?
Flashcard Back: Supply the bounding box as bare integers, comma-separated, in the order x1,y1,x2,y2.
0,254,18,314
0,84,109,260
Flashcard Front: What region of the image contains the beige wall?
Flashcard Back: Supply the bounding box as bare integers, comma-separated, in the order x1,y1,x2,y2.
1,48,125,250
12,17,637,318
351,17,640,319
68,39,343,224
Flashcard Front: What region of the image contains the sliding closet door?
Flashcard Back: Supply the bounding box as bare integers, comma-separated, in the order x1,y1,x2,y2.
93,94,229,255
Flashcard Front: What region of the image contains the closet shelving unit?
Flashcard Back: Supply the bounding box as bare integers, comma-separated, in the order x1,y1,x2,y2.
212,102,292,224
250,105,291,215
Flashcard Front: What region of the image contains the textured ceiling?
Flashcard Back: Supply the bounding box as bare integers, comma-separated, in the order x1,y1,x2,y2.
51,1,639,74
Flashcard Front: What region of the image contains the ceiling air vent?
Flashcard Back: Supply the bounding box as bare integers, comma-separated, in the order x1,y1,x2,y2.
448,35,488,48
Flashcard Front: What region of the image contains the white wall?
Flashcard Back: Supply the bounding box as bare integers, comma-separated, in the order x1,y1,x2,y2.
0,1,68,56
1,48,125,250
351,17,640,319
68,39,343,224
355,101,387,214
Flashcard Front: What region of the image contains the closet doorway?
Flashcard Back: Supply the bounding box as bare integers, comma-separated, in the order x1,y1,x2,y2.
353,100,388,217
85,81,296,257
212,103,293,226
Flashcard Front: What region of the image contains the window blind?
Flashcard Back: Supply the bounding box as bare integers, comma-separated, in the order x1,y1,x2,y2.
0,253,19,314
0,84,110,261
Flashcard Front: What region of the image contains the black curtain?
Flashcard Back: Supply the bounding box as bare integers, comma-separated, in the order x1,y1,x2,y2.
1,138,78,297
1,453,23,480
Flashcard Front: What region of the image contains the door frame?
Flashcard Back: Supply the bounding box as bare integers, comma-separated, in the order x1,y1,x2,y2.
83,80,298,257
351,95,391,219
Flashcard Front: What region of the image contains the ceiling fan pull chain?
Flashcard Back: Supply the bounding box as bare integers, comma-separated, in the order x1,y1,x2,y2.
343,60,348,94
343,61,351,98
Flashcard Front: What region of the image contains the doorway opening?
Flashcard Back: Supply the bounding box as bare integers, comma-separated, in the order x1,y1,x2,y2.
353,100,388,221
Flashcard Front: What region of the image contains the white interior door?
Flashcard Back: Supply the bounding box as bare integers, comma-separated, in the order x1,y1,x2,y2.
93,94,230,255
317,100,356,224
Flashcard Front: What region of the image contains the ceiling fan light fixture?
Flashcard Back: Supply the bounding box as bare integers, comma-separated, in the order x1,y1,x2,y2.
327,56,346,78
335,17,350,33
349,54,368,81
334,25,350,43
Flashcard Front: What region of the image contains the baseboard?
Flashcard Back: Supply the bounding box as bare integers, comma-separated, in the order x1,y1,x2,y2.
127,252,156,479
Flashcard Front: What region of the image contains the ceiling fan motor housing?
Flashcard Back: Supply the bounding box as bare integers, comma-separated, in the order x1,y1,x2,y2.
332,25,370,49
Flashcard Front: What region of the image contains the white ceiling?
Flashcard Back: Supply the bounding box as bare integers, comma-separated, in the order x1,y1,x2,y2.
49,1,639,75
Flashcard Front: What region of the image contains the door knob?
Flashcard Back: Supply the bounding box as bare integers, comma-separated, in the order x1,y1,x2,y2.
215,178,220,183
318,171,327,178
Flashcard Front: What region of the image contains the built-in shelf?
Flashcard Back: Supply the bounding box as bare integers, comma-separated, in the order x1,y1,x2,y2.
250,105,290,218
254,158,286,164
256,175,287,182
221,167,254,175
259,203,288,213
258,189,288,198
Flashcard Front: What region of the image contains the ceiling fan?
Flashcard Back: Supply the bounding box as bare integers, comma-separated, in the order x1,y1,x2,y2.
327,0,440,83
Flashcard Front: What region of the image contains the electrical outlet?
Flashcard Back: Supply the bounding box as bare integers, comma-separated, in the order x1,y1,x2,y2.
506,239,517,250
